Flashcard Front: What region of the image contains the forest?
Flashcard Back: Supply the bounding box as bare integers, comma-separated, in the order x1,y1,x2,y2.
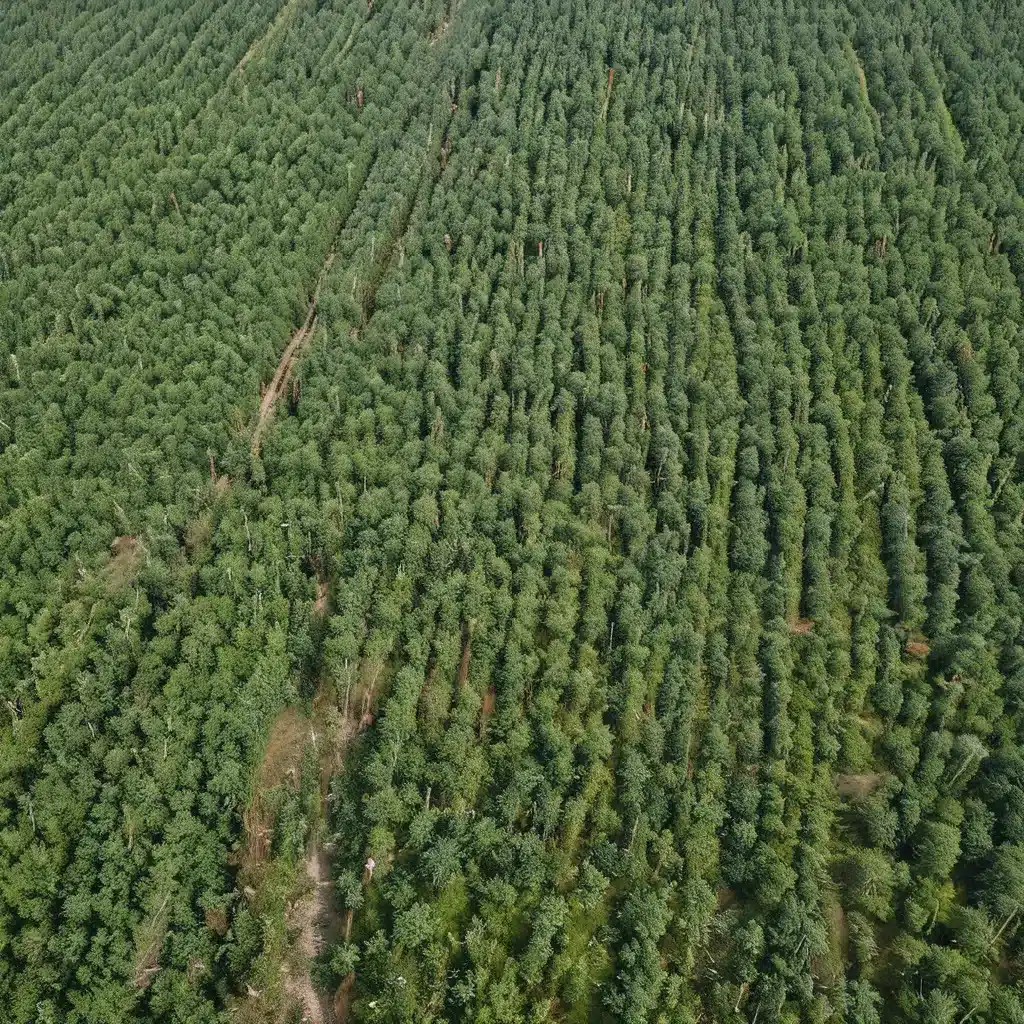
1,0,1023,1021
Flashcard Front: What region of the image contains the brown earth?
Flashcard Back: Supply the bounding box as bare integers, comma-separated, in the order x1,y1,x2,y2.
333,973,356,1023
479,684,496,736
242,708,308,876
105,535,143,591
283,846,341,1024
238,684,365,1024
835,772,885,800
252,310,318,455
314,577,329,615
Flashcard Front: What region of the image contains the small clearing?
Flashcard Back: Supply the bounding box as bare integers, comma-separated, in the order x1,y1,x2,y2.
132,890,171,990
428,18,451,44
715,886,737,912
239,685,364,1024
479,684,496,736
835,772,885,800
105,535,143,592
252,311,317,456
904,638,931,659
280,697,358,1024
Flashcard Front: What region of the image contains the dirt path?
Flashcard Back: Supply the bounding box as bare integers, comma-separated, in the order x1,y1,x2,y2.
237,703,354,1023
241,674,367,1023
252,251,335,455
284,847,338,1024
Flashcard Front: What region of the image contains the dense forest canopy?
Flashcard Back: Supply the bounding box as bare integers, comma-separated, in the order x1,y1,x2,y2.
2,0,1024,1021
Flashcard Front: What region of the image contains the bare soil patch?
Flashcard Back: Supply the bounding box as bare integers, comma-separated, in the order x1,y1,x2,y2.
904,638,931,659
105,535,143,591
457,633,472,687
252,310,317,455
237,688,365,1023
205,907,229,936
283,846,340,1024
333,973,356,1024
835,772,885,800
243,708,308,875
479,683,496,736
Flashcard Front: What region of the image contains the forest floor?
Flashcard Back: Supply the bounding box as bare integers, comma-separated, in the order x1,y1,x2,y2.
252,250,335,454
251,309,317,455
242,709,308,874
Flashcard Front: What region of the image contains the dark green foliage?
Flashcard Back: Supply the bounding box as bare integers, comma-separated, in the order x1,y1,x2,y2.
2,0,1024,1021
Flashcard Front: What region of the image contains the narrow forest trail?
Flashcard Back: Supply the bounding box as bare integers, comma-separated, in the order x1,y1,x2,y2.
282,666,368,1024
284,845,343,1024
252,251,335,455
278,701,360,1024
